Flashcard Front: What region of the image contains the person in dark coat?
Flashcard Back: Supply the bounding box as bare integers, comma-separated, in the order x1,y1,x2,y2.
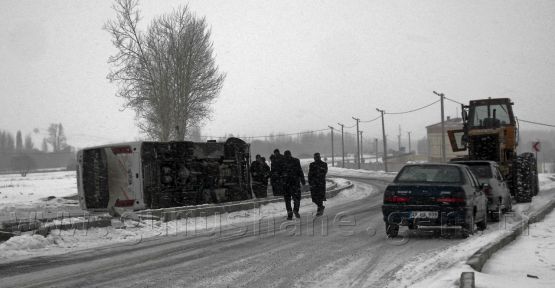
308,152,328,216
282,150,306,219
270,149,285,197
260,157,270,181
251,154,262,176
250,154,269,198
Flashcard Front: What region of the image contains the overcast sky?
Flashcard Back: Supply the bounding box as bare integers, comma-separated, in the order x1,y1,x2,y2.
1,0,554,149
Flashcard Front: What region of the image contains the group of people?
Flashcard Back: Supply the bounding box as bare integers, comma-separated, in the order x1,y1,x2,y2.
250,149,328,219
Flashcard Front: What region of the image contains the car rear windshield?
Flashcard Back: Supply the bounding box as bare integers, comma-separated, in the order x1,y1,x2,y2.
466,165,493,179
395,165,463,183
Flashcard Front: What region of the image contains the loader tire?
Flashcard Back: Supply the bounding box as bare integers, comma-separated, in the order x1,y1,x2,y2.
522,153,540,197
512,154,535,203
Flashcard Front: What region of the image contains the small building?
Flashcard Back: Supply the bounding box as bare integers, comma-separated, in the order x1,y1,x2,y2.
426,117,467,163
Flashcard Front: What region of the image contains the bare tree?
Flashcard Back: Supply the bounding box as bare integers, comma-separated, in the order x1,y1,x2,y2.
105,0,225,141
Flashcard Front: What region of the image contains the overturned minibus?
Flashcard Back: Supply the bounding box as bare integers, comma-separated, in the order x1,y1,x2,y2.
77,137,253,214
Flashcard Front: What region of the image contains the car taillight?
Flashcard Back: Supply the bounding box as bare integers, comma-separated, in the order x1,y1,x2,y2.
115,199,135,207
384,196,410,203
436,197,465,204
483,185,492,195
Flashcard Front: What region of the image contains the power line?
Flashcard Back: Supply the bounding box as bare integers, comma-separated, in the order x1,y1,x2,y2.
202,128,330,140
225,114,555,140
518,118,555,128
385,100,440,115
360,115,381,123
443,96,464,106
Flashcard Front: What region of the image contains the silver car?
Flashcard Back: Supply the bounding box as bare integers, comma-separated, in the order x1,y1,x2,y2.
453,160,512,221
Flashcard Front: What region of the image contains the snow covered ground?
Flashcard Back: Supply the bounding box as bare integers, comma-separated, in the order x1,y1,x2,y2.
1,170,554,288
479,210,555,287
326,166,397,180
0,171,78,216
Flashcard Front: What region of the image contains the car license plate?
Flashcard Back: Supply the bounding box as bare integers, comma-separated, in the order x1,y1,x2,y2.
411,211,438,219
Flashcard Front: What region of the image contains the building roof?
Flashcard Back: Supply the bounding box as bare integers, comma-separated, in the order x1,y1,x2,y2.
426,117,464,131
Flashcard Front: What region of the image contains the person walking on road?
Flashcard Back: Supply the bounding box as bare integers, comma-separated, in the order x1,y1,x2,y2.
270,149,285,197
308,152,328,216
282,150,305,220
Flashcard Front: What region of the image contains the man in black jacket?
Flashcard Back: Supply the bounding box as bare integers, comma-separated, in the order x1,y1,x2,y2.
250,154,269,198
282,150,305,220
270,149,285,196
308,152,328,216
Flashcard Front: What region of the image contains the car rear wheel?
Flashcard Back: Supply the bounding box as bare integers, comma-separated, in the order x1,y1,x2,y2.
506,197,512,212
385,223,399,238
461,214,475,238
505,196,513,212
489,209,500,222
477,214,488,230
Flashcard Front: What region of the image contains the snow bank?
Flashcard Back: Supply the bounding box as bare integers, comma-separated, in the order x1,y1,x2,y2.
539,173,555,191
327,167,397,180
0,234,52,251
478,211,555,287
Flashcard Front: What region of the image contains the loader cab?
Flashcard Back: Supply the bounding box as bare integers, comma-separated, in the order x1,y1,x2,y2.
467,98,515,129
449,98,517,152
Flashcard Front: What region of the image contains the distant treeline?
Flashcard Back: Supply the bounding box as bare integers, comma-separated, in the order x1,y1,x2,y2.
0,125,76,174
224,131,428,160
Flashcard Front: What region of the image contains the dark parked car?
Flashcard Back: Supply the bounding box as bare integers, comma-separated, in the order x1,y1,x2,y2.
382,164,488,237
451,160,512,221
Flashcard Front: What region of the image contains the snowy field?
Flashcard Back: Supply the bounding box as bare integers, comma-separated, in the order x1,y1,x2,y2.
0,171,79,222
1,170,554,288
0,171,78,215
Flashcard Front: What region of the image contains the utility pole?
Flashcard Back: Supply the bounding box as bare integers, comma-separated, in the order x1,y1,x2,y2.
328,126,335,167
376,108,388,172
338,123,345,168
353,117,360,169
398,125,402,151
375,138,379,169
359,130,364,166
434,91,447,163
407,131,412,154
